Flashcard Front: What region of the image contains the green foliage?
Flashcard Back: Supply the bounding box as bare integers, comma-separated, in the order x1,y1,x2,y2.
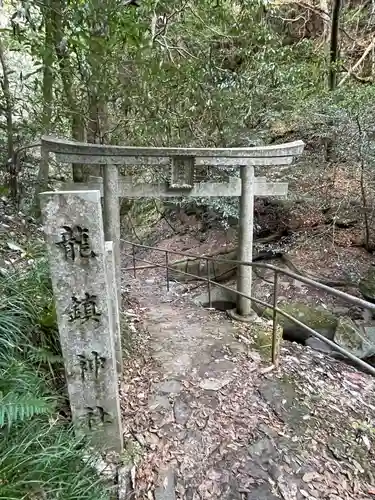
0,417,110,500
0,257,60,358
0,259,109,500
0,0,332,219
0,392,53,428
108,0,325,147
297,85,375,166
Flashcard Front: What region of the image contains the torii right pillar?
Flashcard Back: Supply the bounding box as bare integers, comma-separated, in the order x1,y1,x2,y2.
236,164,255,318
235,141,305,320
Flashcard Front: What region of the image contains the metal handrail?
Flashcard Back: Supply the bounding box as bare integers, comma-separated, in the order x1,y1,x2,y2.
120,238,375,376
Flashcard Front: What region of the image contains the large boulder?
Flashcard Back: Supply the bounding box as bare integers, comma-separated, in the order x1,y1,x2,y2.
305,337,334,354
264,302,338,345
169,249,237,283
359,267,375,304
334,317,374,359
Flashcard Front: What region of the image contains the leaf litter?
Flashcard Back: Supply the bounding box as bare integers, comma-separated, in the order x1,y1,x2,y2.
120,276,375,500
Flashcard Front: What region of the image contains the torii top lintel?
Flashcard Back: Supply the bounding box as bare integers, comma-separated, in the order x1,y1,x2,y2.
41,136,305,165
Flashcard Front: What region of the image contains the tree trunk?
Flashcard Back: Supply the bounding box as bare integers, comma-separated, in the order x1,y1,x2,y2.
33,0,55,216
329,0,342,90
355,117,371,251
320,0,330,42
0,38,16,200
71,114,86,181
52,0,86,182
84,10,108,180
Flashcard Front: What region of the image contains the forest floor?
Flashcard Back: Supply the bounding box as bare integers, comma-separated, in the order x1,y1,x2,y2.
120,257,375,500
119,208,375,500
118,151,375,498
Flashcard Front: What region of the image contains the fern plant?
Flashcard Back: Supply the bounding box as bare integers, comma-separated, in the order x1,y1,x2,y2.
0,392,53,428
0,256,109,500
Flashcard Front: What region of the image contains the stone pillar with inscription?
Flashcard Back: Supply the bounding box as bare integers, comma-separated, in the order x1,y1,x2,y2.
40,190,123,454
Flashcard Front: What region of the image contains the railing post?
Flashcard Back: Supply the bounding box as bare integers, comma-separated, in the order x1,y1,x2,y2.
272,271,280,367
165,251,170,292
132,245,136,278
206,258,212,308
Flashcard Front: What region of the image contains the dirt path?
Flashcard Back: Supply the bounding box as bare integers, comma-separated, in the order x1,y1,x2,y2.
120,264,375,500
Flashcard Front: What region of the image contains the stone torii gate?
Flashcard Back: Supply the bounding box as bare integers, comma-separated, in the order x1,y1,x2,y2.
41,136,304,318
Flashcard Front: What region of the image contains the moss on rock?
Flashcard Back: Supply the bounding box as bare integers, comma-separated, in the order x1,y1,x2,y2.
262,302,338,344
252,326,273,359
239,323,282,360
334,317,372,358
359,267,375,303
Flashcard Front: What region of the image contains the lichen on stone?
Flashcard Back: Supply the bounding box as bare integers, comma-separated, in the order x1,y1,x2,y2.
359,267,375,302
334,317,373,358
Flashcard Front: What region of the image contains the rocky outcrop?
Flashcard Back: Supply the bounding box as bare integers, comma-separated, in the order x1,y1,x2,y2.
334,317,374,359
169,246,283,283
169,249,237,283
262,302,338,345
267,303,375,366
359,267,375,304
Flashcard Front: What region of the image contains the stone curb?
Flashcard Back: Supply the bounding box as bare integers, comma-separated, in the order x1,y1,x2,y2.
154,466,176,500
117,464,134,500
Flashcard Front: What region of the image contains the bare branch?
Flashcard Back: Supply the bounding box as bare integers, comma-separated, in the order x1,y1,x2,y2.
339,38,375,87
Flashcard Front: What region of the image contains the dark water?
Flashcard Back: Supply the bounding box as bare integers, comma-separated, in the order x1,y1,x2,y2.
203,300,236,312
